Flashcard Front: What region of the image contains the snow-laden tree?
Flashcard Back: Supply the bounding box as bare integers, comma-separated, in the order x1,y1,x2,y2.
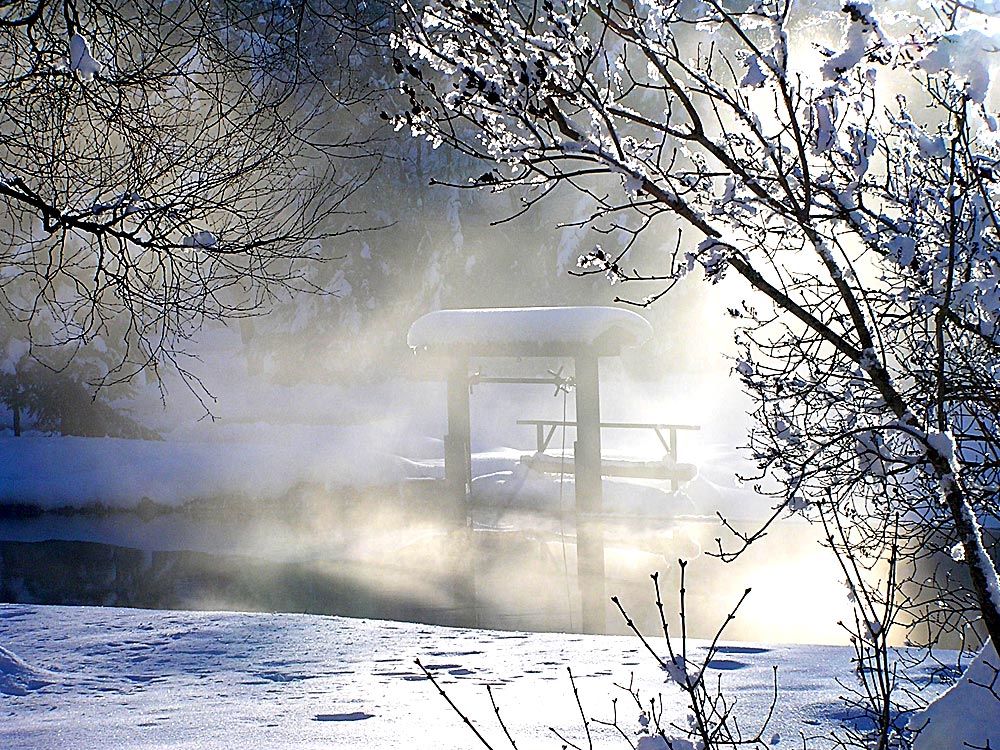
390,0,1000,657
0,0,391,397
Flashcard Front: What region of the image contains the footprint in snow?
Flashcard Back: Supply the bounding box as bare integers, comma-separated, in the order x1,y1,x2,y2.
314,712,375,722
705,659,748,671
254,670,313,683
714,646,770,655
0,609,36,620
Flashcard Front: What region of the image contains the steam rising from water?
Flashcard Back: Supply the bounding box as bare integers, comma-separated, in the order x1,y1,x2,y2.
160,505,853,644
2,184,856,646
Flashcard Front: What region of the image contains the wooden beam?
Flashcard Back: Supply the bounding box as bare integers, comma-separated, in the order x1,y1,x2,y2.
521,453,698,483
516,420,701,432
574,354,605,635
445,358,472,528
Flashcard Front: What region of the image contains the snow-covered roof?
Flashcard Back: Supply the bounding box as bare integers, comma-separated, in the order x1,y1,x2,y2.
407,306,653,357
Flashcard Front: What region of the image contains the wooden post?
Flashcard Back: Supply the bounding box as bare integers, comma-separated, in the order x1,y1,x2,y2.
668,426,679,491
444,357,477,626
444,358,472,527
574,353,606,634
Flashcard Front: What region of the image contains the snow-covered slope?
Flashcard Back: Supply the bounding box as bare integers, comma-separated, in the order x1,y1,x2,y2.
910,639,999,749
0,645,56,697
0,603,941,750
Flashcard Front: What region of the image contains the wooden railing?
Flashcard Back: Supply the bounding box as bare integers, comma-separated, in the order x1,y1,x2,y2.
516,420,700,490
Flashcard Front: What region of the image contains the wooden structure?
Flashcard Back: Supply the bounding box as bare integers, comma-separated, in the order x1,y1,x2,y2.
517,420,699,490
408,306,654,634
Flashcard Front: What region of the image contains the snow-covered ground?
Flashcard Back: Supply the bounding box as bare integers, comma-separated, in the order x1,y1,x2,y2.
0,603,960,750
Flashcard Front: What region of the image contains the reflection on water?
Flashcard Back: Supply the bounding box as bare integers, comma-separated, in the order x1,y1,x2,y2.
0,481,858,644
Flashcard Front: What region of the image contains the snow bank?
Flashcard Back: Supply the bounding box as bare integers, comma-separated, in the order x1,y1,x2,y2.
0,429,417,510
0,421,764,517
0,645,56,696
910,639,1000,749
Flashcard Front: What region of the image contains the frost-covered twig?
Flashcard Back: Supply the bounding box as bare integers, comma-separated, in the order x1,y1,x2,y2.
612,562,777,749
416,658,502,750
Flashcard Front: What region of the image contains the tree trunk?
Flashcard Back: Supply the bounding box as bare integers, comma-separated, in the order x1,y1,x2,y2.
944,481,1000,648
